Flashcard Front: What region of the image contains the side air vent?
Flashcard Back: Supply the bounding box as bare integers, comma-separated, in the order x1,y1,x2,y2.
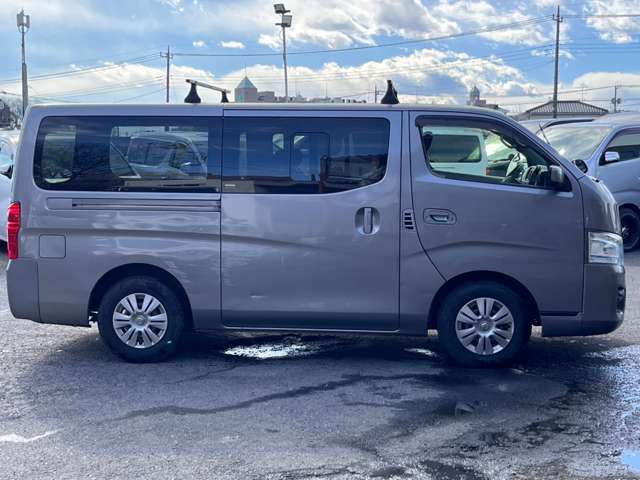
403,209,415,230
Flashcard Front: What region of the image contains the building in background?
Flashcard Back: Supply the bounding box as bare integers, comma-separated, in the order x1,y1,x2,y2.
234,76,259,103
0,101,11,128
516,100,609,120
234,76,367,104
467,86,504,112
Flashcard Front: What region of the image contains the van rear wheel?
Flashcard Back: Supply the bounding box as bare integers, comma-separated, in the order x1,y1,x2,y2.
620,207,640,251
97,276,185,363
436,281,531,367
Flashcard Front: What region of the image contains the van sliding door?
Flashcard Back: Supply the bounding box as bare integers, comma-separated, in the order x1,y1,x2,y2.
220,111,402,331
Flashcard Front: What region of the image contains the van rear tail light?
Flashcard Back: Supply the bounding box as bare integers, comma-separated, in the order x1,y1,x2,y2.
7,202,20,260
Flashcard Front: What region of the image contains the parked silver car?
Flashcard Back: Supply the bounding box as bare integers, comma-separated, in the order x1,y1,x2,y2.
7,104,625,366
0,130,19,242
539,113,640,250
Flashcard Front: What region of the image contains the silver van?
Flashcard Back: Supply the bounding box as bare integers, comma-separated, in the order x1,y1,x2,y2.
540,113,640,250
7,104,625,366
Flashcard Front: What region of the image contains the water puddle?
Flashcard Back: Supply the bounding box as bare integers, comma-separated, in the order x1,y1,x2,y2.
0,431,57,443
404,348,439,359
224,342,321,360
622,450,640,472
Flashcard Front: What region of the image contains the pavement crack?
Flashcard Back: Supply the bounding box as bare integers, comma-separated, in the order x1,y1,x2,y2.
107,373,425,423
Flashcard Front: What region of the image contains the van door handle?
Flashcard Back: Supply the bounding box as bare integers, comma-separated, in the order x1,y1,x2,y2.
356,207,378,235
424,209,457,225
363,207,373,234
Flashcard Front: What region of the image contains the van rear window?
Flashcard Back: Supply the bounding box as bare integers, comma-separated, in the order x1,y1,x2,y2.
34,116,221,192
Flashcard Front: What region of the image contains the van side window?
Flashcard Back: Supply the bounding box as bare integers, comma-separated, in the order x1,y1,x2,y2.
222,117,389,194
39,124,76,184
418,120,563,189
34,117,221,192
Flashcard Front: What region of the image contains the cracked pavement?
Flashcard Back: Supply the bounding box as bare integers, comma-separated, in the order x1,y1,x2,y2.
1,250,640,479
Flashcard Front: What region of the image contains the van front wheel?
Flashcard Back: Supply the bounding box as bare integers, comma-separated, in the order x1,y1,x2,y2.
436,282,531,367
97,276,185,362
620,207,640,251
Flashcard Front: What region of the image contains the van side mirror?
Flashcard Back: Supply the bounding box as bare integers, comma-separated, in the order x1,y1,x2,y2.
572,159,588,173
548,165,565,189
604,151,621,163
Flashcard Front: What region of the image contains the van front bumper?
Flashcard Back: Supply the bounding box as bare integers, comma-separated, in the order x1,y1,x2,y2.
541,264,625,337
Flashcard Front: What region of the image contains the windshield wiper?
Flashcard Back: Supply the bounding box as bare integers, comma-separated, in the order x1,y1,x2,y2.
538,123,550,144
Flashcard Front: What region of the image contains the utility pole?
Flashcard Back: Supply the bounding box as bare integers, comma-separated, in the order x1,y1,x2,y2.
612,86,622,113
552,5,563,119
160,46,173,103
274,4,292,102
374,85,379,103
16,10,30,117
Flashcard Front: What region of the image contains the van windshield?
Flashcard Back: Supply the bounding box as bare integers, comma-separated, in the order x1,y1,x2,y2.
538,125,612,161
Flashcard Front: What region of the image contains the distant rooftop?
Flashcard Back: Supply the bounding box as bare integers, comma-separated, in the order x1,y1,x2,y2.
236,76,257,90
523,100,608,116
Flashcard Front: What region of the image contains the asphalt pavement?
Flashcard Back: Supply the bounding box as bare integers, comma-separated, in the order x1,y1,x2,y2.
1,250,640,479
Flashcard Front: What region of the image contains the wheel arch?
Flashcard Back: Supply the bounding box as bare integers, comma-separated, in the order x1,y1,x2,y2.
620,203,640,215
427,270,540,330
88,263,194,331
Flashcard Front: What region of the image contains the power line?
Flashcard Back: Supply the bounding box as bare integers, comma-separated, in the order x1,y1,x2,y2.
172,16,553,58
115,87,167,103
0,54,161,84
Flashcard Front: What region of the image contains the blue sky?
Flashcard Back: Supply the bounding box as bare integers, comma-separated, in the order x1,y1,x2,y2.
1,0,640,113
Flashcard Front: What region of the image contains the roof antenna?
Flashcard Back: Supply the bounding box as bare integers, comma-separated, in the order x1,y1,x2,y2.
184,79,230,104
381,79,399,105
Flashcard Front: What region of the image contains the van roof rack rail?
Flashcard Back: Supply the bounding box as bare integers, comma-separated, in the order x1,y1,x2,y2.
184,79,231,104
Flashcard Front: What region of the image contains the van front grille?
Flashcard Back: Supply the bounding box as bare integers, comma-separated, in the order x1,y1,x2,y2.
403,209,415,230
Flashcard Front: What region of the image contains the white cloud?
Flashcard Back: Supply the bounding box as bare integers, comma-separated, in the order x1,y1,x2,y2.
431,0,552,46
192,40,206,48
0,46,542,107
219,41,246,49
584,0,640,43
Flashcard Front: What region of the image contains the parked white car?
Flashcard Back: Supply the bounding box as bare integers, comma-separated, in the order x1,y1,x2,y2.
0,130,19,242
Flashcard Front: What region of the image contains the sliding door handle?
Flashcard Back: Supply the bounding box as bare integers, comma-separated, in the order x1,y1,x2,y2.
356,207,379,235
363,207,373,234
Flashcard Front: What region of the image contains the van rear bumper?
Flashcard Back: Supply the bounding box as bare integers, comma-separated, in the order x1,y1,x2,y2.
7,259,41,322
541,264,625,337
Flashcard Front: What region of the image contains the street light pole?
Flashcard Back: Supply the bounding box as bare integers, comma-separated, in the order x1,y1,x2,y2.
160,46,173,103
274,4,292,103
16,9,30,117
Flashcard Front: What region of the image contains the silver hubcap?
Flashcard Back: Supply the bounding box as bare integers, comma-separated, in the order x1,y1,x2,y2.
455,297,514,356
112,293,168,349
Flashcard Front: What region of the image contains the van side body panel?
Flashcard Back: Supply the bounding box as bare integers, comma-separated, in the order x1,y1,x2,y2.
9,106,224,330
398,111,447,334
409,111,585,315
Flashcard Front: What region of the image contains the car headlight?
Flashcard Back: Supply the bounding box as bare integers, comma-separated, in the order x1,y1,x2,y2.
589,232,623,266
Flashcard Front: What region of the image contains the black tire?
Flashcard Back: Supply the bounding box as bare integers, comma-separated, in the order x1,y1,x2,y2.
97,276,185,363
436,281,531,368
620,207,640,251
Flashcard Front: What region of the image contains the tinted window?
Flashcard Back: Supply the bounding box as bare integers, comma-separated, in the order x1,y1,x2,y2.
34,117,221,192
222,117,389,194
423,130,482,163
419,119,566,190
